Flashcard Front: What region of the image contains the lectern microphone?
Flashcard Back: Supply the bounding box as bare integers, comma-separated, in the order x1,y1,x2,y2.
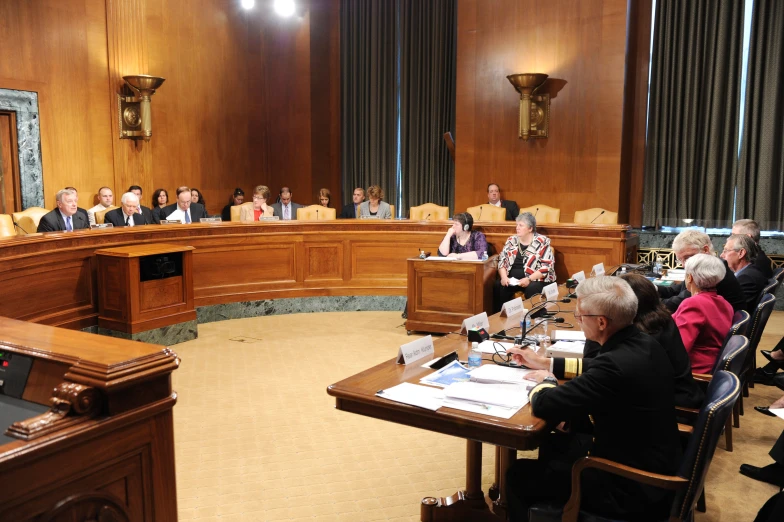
590,210,605,223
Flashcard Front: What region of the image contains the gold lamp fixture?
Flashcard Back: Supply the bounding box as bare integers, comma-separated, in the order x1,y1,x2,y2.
118,75,166,141
506,73,550,141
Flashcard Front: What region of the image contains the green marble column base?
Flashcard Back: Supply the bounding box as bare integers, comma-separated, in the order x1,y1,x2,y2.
84,320,198,346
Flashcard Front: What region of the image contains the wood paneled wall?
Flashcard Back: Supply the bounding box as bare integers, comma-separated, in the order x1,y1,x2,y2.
454,0,635,223
0,0,341,215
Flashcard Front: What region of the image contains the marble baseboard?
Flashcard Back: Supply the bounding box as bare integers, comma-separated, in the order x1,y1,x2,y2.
197,295,407,324
83,320,198,345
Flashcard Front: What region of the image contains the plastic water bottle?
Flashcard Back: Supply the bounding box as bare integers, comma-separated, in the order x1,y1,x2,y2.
468,342,482,368
654,256,663,275
620,266,627,275
482,251,488,261
521,316,531,334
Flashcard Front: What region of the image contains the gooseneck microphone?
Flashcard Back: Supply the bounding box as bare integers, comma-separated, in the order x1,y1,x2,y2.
534,207,539,218
478,206,483,221
590,210,605,224
424,213,431,221
316,208,319,220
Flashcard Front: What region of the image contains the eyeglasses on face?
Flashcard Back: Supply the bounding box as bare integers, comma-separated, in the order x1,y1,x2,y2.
574,312,608,321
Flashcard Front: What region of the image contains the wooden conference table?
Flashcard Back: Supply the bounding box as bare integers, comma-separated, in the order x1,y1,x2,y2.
328,294,577,521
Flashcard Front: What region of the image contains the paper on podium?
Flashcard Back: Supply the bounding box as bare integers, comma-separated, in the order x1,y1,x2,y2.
546,341,585,359
468,364,534,384
376,382,444,411
425,256,454,261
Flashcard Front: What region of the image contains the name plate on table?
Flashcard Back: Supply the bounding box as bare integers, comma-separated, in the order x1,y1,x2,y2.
460,312,490,334
591,263,605,277
397,335,435,365
90,223,113,229
500,297,525,317
543,282,559,302
359,215,379,219
260,216,280,221
572,270,586,282
200,217,222,223
160,219,181,225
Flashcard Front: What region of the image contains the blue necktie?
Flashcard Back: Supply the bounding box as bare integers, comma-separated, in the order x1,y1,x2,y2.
185,210,191,223
65,216,73,232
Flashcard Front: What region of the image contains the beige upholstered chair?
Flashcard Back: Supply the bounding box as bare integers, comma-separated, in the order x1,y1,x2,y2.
519,204,560,223
410,203,449,221
12,207,48,235
94,205,119,225
231,202,254,222
297,205,337,220
389,204,395,219
0,214,16,238
573,207,618,225
466,204,506,222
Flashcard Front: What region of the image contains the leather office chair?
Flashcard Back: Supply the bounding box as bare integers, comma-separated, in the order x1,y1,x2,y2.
573,207,618,225
230,202,253,222
466,204,506,222
528,371,741,522
297,205,337,220
12,207,48,235
94,205,119,225
742,293,776,397
772,266,784,291
519,204,560,223
409,203,449,221
0,214,16,238
389,204,395,218
763,277,779,297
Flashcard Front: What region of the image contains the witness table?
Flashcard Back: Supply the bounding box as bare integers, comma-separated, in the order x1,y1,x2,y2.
328,301,574,521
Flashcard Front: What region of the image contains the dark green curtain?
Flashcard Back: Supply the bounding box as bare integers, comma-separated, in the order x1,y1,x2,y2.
341,0,456,217
736,0,784,230
643,0,744,227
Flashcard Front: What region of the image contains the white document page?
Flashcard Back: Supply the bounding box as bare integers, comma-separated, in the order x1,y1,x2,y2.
477,340,513,354
468,364,535,384
553,330,586,341
444,382,530,409
376,382,444,411
769,408,784,420
425,256,454,261
441,398,523,419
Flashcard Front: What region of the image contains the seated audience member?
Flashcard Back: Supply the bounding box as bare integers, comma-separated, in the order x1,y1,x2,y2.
506,276,680,522
160,186,209,223
721,233,768,313
733,218,773,278
658,229,745,312
87,187,114,226
340,187,365,218
672,254,733,374
191,188,206,211
495,212,555,307
271,186,303,220
318,188,331,207
221,188,245,221
740,425,784,488
358,185,392,218
38,188,90,232
241,185,274,221
127,185,154,224
436,213,488,261
151,188,169,223
486,183,519,221
510,273,703,409
104,192,146,227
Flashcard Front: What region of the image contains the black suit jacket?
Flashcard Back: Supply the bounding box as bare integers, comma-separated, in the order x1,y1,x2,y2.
757,250,774,279
37,209,90,232
737,262,770,313
159,203,209,222
531,325,681,518
659,258,745,313
104,208,146,227
339,203,359,219
498,200,519,221
139,205,154,225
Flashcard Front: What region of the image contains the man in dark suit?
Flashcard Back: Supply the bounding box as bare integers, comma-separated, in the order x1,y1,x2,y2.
505,276,681,522
159,186,209,223
104,192,147,227
733,219,774,278
127,185,155,224
339,187,365,218
271,186,304,220
486,183,519,220
658,230,745,312
721,234,769,314
37,188,90,232
64,186,90,223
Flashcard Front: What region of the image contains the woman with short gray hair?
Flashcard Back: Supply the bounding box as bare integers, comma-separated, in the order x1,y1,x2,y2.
672,253,733,373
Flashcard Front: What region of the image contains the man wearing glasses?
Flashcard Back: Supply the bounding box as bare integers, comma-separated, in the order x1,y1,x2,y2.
720,233,768,314
505,276,680,522
161,186,209,224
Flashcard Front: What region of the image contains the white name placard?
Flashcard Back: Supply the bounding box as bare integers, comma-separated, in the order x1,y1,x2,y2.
200,217,222,223
543,282,559,302
460,312,490,333
572,270,586,282
397,335,435,365
500,297,525,317
592,263,605,277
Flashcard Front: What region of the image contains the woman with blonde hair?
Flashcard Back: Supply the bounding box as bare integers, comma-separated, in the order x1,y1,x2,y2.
358,185,392,219
241,185,275,221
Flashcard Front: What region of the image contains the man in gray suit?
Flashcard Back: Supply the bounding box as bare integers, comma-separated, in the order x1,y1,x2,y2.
37,188,90,232
271,186,304,220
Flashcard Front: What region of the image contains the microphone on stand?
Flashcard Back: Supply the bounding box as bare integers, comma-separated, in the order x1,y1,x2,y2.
590,210,605,224
534,207,539,218
513,299,571,343
478,207,483,221
424,213,431,221
316,208,319,220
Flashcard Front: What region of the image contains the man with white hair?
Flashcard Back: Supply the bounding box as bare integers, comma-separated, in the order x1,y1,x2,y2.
658,229,745,312
505,277,680,522
37,188,90,232
721,233,768,314
104,192,146,227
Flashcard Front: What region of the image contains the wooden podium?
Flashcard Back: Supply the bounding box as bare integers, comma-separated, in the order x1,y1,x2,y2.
95,243,196,334
405,256,497,334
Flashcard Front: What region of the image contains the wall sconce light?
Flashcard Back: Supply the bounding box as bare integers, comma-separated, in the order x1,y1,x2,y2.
507,73,550,141
118,75,166,141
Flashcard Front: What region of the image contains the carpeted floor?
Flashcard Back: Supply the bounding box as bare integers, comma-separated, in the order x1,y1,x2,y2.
172,311,784,521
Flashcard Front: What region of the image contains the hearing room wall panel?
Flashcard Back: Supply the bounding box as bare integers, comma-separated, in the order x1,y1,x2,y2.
454,0,629,223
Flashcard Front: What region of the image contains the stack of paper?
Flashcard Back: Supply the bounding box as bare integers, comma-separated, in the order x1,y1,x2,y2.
546,341,585,358
441,381,531,418
468,364,534,384
477,340,513,354
553,330,586,341
376,382,444,411
419,360,471,388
